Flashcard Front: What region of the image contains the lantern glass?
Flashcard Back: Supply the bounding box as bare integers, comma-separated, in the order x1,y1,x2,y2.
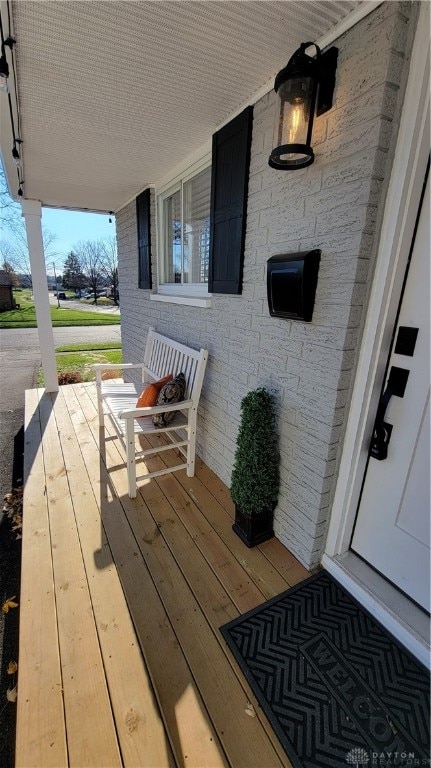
275,77,313,146
271,74,316,168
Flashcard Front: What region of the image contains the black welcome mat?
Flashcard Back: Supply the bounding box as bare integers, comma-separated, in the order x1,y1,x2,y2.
220,571,430,768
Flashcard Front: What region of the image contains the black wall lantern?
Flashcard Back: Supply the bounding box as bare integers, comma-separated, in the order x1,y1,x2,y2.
269,42,338,170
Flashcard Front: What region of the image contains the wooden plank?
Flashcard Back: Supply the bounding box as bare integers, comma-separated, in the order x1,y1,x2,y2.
130,461,242,623
62,383,228,768
131,438,296,766
193,460,310,583
52,388,175,768
79,385,289,768
37,393,121,767
87,384,301,755
258,539,310,587
93,382,308,593
194,463,310,586
112,468,289,768
147,437,310,589
194,457,235,515
122,454,292,768
143,434,290,600
16,389,68,768
138,442,268,614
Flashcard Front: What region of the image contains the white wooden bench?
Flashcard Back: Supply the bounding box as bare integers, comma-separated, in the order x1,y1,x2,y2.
93,328,208,498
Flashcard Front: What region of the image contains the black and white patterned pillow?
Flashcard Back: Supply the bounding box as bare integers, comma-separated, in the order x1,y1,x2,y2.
152,373,186,427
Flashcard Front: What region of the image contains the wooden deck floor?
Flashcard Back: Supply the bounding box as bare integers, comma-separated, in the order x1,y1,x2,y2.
18,382,310,768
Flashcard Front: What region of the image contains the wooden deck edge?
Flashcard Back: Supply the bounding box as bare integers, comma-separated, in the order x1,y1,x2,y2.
16,389,68,768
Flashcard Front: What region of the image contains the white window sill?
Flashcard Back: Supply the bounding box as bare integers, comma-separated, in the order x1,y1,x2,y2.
150,293,212,308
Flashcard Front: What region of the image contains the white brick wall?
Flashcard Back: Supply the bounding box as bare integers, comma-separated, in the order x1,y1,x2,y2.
115,3,415,570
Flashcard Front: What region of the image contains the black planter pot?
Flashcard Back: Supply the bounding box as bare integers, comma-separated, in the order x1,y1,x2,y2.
232,504,274,548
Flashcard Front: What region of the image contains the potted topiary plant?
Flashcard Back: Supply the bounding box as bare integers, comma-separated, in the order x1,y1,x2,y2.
230,387,279,547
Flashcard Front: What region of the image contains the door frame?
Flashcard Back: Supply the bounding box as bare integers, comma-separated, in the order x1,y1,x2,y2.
323,5,430,664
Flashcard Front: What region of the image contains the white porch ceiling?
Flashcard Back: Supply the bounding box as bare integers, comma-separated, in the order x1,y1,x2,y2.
4,0,363,212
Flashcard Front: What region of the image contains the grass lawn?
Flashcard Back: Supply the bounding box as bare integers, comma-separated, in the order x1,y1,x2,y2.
37,343,123,386
55,342,122,352
80,296,116,306
0,299,120,328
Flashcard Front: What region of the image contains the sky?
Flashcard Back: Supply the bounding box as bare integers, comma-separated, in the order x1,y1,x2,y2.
42,208,115,270
1,160,116,276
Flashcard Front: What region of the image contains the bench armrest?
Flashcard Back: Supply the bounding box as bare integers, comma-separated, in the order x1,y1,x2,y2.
118,399,193,419
92,363,145,371
92,363,149,386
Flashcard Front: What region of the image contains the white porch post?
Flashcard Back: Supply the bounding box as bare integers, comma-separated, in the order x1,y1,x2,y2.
21,200,58,392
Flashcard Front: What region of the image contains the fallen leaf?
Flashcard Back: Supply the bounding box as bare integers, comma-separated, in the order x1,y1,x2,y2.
2,488,23,534
387,716,398,736
245,702,256,718
7,661,18,675
7,686,17,703
2,597,19,613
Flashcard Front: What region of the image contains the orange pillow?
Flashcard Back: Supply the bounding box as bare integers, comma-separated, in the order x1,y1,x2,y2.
136,374,173,408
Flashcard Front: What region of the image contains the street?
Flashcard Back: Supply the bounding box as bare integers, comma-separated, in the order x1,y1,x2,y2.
48,293,121,314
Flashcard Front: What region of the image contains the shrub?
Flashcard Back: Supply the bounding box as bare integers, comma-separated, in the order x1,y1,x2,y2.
58,371,83,385
230,387,279,516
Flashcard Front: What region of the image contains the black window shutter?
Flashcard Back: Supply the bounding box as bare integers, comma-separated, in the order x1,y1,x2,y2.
136,188,152,289
208,106,253,294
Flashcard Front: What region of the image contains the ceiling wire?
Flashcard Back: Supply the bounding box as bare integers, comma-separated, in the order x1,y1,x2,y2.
7,0,21,141
1,3,23,193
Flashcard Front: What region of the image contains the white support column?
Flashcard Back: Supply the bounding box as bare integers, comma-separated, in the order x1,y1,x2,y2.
21,200,58,392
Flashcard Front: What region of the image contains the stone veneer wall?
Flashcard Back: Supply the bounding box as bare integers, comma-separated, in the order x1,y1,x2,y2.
116,2,416,569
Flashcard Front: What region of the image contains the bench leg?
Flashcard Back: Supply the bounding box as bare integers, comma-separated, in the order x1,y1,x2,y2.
187,411,197,477
125,420,137,498
96,382,105,427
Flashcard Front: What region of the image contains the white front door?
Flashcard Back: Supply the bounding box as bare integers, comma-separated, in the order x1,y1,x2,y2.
351,173,430,612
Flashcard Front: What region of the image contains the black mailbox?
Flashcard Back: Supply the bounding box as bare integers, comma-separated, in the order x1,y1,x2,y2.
267,249,321,322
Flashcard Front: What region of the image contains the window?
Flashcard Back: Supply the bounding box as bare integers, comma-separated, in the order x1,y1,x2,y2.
147,106,253,302
158,162,211,293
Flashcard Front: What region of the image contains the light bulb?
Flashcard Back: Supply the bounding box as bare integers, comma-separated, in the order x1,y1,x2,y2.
288,104,303,144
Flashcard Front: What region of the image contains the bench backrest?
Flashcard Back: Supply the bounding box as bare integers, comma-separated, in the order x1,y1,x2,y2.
144,328,208,401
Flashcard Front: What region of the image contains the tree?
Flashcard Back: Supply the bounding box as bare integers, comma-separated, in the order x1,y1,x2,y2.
0,163,59,287
73,240,104,304
100,236,119,304
0,241,19,276
0,226,59,288
0,164,21,233
62,251,86,291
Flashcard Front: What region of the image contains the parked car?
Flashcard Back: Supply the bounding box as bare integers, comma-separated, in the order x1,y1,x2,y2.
57,292,66,300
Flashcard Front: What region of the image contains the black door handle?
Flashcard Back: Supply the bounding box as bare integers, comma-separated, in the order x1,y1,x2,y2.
369,366,409,460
